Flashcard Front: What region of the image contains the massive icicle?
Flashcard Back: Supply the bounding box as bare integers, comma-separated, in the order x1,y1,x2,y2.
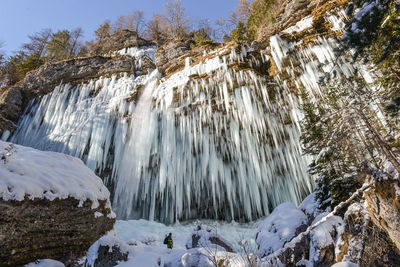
10,45,313,223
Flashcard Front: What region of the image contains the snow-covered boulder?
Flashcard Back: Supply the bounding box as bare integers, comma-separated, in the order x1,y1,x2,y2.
85,235,130,267
186,224,235,253
309,213,344,267
331,262,359,267
255,202,308,258
25,259,65,267
299,192,321,220
0,141,115,266
163,248,245,267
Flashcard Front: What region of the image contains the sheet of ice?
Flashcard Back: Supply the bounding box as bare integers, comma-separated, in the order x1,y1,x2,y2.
255,202,308,257
0,141,112,210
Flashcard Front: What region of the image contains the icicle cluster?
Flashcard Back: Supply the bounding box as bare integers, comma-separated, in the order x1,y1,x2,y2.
10,45,314,223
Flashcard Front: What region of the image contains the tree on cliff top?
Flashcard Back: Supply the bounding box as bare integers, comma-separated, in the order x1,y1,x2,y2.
163,0,189,40
45,30,73,62
114,10,146,36
146,13,165,43
22,29,52,58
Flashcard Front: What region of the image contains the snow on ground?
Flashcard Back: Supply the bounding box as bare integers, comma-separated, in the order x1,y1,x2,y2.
112,219,261,267
0,141,113,212
25,259,65,267
331,262,359,267
112,194,322,266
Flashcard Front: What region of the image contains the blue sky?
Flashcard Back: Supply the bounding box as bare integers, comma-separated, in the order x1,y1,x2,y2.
0,0,237,56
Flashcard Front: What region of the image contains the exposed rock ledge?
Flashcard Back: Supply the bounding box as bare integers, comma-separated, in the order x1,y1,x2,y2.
0,53,155,137
0,141,115,266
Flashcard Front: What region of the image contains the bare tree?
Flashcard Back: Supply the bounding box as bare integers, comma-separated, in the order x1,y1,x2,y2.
214,17,231,41
22,28,52,58
95,21,112,42
228,0,252,26
0,41,4,64
146,13,166,42
114,10,146,36
163,0,188,40
68,27,83,58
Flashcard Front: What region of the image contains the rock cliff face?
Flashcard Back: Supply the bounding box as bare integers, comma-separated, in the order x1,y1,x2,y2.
0,198,114,266
0,53,155,137
0,0,399,265
364,179,400,252
89,29,153,56
154,41,224,77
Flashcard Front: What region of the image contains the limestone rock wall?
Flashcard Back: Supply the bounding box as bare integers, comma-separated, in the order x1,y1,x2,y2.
0,54,155,137
0,197,115,266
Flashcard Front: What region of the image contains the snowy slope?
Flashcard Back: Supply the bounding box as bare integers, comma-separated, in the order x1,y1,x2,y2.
0,141,112,210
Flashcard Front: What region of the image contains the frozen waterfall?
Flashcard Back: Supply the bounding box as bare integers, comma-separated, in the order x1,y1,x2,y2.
10,45,314,223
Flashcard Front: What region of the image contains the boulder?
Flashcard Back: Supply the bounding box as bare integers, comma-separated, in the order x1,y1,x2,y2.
0,141,115,266
255,199,343,267
85,235,130,267
186,225,235,253
255,202,308,259
308,213,344,267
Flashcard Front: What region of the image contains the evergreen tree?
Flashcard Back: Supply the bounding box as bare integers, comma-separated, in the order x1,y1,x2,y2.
230,21,248,44
45,30,71,62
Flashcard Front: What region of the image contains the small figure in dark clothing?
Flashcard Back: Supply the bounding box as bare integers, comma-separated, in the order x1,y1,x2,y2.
163,232,173,249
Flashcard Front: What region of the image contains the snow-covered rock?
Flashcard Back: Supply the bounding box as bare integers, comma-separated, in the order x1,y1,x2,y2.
256,202,308,258
331,262,359,267
0,141,115,266
309,213,344,266
25,259,65,267
186,224,235,253
299,192,321,219
85,234,130,267
166,249,246,267
0,140,113,208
